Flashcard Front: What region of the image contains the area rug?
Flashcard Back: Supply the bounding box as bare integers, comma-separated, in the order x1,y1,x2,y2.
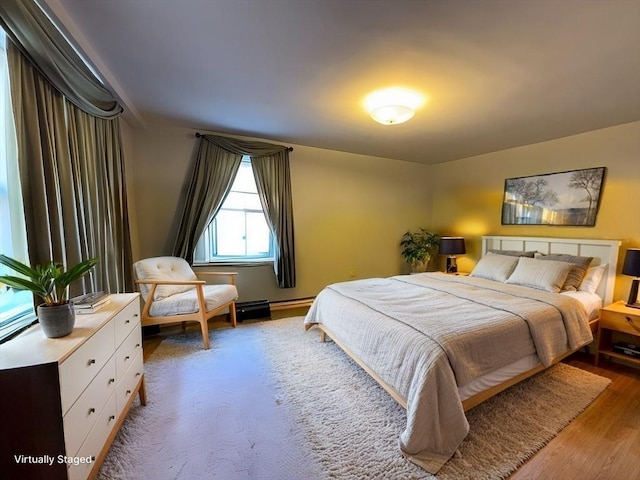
98,317,610,480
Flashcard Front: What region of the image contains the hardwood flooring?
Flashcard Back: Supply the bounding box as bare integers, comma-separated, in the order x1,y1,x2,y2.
142,309,640,480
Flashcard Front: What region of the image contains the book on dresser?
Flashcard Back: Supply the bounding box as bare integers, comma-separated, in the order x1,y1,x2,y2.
0,293,146,480
71,291,111,314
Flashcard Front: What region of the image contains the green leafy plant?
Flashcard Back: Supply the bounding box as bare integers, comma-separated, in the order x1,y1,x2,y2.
400,229,440,268
0,254,98,306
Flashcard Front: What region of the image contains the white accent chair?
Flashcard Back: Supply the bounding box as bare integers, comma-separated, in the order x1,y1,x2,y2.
133,256,238,350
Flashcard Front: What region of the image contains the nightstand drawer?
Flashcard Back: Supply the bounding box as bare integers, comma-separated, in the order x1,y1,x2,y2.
600,309,640,336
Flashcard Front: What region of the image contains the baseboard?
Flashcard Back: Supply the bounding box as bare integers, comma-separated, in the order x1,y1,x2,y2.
269,297,315,311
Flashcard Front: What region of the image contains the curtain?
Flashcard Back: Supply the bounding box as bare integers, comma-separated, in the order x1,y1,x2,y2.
0,0,122,118
251,152,296,288
172,140,242,263
174,134,296,288
7,42,133,295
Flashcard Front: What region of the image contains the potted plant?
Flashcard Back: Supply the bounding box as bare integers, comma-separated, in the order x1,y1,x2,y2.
400,229,440,272
0,254,98,338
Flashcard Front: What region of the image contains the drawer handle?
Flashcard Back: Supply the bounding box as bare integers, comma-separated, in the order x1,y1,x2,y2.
88,407,96,414
126,389,132,395
134,313,139,317
135,372,141,377
109,415,115,421
135,343,140,348
108,378,115,384
125,355,130,361
125,319,130,324
88,359,96,366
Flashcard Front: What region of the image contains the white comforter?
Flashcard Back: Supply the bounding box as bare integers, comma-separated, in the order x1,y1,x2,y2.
303,273,593,473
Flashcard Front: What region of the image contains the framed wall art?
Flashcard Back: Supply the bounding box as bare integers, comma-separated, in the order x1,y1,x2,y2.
501,167,606,226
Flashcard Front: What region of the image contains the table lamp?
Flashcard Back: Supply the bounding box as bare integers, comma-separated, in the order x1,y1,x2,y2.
439,237,466,273
622,248,640,308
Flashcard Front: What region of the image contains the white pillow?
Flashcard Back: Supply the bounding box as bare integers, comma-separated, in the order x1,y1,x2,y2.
505,257,573,293
470,252,519,282
579,264,607,294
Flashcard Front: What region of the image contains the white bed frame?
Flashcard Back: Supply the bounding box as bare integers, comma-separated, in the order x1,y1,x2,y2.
312,235,621,412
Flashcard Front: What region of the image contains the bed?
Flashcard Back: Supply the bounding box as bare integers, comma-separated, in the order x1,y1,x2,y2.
303,235,620,474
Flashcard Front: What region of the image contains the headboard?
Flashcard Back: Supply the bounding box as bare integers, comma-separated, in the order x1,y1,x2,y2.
482,236,620,305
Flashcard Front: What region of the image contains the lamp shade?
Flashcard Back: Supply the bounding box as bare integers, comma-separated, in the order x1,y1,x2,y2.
622,248,640,277
439,237,466,256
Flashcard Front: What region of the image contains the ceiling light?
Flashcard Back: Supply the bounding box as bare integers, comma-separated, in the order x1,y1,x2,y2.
369,105,415,125
364,87,425,126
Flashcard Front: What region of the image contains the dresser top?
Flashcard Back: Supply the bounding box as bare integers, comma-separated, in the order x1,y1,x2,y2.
0,293,139,370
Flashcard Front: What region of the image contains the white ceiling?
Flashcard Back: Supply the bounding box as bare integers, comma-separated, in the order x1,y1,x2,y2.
44,0,640,165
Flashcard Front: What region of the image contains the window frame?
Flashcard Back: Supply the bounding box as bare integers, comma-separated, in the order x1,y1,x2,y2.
193,157,274,266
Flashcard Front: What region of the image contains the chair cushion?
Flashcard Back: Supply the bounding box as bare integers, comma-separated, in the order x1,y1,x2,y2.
134,256,198,301
149,284,238,317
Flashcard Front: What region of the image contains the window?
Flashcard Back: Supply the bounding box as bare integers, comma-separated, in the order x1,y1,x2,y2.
194,157,273,264
0,30,36,342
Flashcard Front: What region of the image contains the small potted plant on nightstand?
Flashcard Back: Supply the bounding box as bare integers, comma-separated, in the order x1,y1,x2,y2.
0,254,98,338
400,229,440,272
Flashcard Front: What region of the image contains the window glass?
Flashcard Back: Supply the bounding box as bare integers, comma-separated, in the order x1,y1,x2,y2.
0,30,36,342
194,157,273,263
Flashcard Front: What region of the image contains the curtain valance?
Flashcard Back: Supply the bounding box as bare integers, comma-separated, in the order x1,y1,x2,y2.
0,0,122,118
199,133,291,157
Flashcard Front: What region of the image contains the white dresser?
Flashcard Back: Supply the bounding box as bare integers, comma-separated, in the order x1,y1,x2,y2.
0,293,146,480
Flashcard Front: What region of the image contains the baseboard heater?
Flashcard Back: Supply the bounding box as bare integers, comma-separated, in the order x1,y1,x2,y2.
235,300,271,322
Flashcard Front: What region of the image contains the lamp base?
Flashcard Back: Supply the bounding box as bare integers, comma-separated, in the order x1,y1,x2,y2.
446,256,458,274
626,278,640,309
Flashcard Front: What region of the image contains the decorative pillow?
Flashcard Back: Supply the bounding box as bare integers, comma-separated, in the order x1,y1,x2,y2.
505,257,573,293
579,264,607,294
470,252,519,282
488,249,536,258
535,254,593,291
134,257,198,301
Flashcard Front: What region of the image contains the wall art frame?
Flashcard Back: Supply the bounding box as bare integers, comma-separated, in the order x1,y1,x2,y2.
501,167,606,226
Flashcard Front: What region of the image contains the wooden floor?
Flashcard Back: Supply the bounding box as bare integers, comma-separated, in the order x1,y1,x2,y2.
142,310,640,480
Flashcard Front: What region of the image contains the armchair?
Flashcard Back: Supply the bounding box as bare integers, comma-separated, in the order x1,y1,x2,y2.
133,256,238,349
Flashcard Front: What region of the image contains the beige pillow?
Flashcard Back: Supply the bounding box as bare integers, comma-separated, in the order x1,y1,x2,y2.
535,254,593,291
470,252,519,282
505,257,573,293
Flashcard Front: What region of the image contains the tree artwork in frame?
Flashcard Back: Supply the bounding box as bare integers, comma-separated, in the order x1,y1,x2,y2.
501,167,606,226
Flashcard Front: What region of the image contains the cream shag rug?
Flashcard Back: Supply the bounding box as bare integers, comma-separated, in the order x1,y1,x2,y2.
99,317,610,480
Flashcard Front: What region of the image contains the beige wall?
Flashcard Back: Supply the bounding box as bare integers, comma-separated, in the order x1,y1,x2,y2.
126,122,639,303
127,127,433,302
430,121,640,301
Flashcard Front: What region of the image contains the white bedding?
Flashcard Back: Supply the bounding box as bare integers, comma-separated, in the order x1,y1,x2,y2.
304,273,593,474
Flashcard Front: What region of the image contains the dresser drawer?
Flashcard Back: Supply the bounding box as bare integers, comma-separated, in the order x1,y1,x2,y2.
114,300,141,346
63,356,116,457
116,325,143,380
116,349,144,416
600,309,640,336
67,393,118,480
59,321,115,414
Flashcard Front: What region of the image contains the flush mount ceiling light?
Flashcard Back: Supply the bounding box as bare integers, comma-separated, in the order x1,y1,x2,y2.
364,87,425,126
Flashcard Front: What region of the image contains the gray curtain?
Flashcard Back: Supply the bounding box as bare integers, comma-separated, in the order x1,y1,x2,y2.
174,134,296,288
7,41,133,295
0,0,121,118
251,152,296,288
172,140,242,263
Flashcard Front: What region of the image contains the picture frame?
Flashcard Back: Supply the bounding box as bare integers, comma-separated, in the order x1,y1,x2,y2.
501,167,606,226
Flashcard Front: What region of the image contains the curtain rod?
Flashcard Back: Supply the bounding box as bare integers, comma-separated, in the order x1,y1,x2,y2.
195,132,293,152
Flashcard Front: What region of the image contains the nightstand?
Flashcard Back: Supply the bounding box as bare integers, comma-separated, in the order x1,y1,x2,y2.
595,301,640,368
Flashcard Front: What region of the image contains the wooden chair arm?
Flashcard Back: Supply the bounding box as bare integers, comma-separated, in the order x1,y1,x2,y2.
197,272,238,276
135,279,206,286
196,271,238,285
